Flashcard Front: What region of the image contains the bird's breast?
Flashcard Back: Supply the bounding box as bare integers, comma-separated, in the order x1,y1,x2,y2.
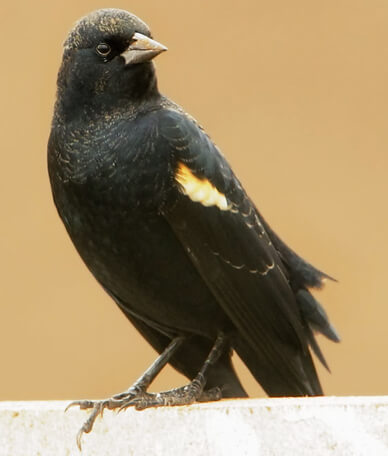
49,116,174,216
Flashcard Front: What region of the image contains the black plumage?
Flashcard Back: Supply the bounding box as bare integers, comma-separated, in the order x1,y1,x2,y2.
48,8,339,445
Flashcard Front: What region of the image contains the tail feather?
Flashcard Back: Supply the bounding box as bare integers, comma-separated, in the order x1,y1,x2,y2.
297,289,340,343
305,324,330,372
234,335,323,397
257,210,340,375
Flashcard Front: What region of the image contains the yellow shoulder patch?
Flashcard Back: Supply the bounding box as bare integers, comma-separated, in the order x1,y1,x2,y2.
175,162,229,211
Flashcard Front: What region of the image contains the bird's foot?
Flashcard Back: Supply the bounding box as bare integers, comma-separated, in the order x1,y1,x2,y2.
66,382,222,450
65,385,143,450
118,381,222,411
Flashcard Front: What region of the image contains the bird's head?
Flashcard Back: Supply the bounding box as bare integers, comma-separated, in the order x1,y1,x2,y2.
56,9,167,116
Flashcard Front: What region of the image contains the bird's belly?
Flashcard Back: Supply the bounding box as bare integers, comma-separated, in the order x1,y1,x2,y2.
65,207,228,338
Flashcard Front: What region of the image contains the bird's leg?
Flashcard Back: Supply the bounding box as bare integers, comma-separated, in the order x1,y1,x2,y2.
67,334,226,449
114,335,186,398
118,332,226,410
66,335,185,449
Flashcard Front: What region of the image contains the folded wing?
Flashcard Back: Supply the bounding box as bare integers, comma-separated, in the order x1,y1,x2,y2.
159,110,325,396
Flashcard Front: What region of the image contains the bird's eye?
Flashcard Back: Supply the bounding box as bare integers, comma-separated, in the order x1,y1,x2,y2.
96,43,111,56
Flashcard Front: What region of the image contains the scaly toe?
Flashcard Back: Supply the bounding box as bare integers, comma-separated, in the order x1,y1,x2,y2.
65,399,96,412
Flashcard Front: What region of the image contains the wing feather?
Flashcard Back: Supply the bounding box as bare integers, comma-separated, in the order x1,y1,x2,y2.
160,110,323,395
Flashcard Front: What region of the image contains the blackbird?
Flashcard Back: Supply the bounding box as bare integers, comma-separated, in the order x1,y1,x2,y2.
48,8,339,447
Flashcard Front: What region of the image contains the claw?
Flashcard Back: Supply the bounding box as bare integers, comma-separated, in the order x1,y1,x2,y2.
76,429,84,451
117,404,127,413
65,400,95,412
75,403,104,450
65,402,76,413
118,399,135,413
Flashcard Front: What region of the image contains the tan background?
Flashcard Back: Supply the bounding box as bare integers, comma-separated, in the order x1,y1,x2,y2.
1,0,387,400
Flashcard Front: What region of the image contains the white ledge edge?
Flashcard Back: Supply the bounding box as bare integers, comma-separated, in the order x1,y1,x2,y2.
1,396,388,455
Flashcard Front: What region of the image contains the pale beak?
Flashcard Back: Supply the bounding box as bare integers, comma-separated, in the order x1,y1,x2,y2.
121,32,167,65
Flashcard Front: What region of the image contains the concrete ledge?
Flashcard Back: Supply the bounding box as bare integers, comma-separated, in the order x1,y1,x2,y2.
1,396,388,455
